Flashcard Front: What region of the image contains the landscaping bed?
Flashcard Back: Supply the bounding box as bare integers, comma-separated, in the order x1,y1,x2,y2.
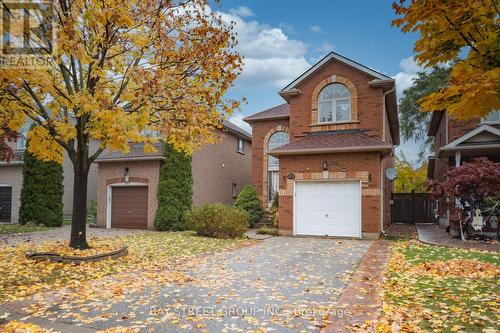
0,231,243,302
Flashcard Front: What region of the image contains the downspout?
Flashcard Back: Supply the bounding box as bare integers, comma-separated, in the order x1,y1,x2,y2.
380,155,385,235
380,85,395,234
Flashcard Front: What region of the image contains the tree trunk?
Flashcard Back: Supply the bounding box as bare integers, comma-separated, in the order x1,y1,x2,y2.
69,168,90,249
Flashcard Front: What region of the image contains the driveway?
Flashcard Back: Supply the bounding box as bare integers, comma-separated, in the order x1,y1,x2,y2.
8,237,371,332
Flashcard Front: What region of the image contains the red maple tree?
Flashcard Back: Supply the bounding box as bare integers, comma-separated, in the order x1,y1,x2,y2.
430,157,500,224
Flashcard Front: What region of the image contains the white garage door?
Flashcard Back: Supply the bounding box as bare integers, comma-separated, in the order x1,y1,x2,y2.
295,181,361,238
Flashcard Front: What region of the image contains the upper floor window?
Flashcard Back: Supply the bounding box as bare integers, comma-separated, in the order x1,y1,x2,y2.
482,110,500,123
236,138,244,153
317,83,351,123
16,125,29,150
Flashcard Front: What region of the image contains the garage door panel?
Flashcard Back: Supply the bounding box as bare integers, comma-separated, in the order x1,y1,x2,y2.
295,181,360,238
0,187,12,223
111,186,148,229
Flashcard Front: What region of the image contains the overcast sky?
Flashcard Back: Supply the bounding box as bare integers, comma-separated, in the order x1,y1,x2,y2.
211,0,424,163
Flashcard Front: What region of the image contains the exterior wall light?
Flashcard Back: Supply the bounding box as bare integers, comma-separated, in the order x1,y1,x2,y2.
322,161,329,171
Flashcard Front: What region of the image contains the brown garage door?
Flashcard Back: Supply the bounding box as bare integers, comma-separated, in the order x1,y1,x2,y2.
111,186,148,229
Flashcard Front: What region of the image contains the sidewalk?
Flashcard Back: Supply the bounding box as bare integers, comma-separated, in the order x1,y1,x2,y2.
416,223,500,252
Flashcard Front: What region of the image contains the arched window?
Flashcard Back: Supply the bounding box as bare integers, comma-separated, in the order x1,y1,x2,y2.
267,131,289,169
267,131,288,204
317,83,351,123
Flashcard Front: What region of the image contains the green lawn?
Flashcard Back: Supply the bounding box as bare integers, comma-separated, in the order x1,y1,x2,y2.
399,241,500,264
382,240,499,332
0,224,54,234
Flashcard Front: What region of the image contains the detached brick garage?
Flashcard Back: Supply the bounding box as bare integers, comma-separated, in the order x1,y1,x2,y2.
95,121,252,229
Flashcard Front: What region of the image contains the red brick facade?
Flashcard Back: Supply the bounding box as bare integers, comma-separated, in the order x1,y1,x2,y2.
247,56,397,238
289,61,385,141
278,152,386,234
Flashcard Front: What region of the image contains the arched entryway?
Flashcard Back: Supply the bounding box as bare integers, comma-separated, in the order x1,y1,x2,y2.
267,131,289,205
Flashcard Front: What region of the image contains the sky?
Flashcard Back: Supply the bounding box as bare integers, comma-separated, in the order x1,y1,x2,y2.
211,0,425,163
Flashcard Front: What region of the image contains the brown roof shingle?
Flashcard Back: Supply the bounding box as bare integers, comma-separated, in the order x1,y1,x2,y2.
243,104,290,123
96,143,165,162
269,131,392,156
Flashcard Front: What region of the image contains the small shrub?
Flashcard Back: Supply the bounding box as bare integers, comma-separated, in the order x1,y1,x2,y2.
269,194,279,227
235,185,262,227
256,226,279,236
186,204,249,238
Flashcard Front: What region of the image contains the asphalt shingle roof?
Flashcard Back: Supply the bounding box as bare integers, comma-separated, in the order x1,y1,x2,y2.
244,104,290,122
269,131,389,155
96,143,165,162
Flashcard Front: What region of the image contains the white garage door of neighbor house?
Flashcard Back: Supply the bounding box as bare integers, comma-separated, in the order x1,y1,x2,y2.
295,181,361,238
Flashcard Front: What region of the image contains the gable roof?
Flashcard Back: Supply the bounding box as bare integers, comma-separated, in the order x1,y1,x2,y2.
438,124,500,158
280,52,391,93
443,124,500,148
243,104,290,123
428,111,444,136
222,119,252,141
268,130,392,156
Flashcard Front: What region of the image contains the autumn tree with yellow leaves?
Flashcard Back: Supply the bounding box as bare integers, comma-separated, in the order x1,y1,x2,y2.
0,0,242,249
392,0,500,119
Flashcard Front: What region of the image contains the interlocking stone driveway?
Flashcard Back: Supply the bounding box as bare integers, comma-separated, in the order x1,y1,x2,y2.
10,237,371,332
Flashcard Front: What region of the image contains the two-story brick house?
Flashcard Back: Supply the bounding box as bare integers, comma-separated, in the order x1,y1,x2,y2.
244,52,399,239
427,110,500,227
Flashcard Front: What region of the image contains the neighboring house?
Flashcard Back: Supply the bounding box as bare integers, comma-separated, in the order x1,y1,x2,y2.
0,134,99,223
94,120,251,229
244,52,399,239
427,109,500,227
0,120,252,226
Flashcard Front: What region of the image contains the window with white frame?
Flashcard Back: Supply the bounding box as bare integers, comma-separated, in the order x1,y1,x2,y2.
267,131,288,169
267,131,289,204
236,138,244,153
16,125,29,149
317,83,351,123
482,110,500,123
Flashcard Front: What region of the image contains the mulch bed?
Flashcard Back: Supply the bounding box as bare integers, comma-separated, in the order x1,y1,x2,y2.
384,223,417,239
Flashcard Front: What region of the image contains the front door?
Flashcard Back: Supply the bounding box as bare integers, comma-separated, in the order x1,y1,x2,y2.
268,171,279,205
